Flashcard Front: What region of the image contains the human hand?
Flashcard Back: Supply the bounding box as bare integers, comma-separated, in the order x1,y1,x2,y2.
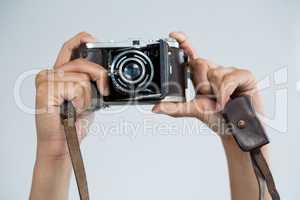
35,32,109,160
151,32,271,200
152,32,262,137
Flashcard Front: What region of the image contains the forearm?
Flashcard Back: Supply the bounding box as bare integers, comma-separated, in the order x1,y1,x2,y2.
222,136,271,200
30,149,72,200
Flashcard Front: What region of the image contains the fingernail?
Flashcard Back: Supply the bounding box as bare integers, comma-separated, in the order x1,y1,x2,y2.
82,36,96,43
152,106,161,113
216,103,224,111
103,87,109,96
215,103,220,111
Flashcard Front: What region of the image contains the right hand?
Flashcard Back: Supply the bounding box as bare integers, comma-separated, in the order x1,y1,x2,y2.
153,32,261,137
35,32,109,160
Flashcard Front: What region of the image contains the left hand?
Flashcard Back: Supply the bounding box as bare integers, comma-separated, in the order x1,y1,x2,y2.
35,32,109,160
152,32,261,136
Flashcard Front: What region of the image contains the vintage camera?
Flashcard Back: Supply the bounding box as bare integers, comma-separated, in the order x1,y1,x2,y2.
73,38,188,110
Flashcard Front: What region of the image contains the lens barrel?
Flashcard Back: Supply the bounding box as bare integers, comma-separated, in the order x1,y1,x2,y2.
110,50,154,94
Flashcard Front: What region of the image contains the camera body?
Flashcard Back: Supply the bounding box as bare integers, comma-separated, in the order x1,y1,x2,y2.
73,38,188,110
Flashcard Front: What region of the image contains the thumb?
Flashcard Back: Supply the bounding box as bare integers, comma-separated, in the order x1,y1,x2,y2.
152,100,204,118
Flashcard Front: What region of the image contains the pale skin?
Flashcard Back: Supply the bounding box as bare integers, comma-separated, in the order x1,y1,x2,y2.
30,32,271,200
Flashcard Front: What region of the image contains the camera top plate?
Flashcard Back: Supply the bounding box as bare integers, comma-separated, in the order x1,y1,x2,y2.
85,38,179,49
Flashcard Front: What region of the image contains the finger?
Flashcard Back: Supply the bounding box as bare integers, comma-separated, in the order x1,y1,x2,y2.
169,32,198,60
207,67,233,109
152,102,195,118
219,69,257,108
59,58,109,96
169,32,217,95
54,32,96,68
36,81,91,114
36,70,90,86
152,97,216,119
207,67,249,110
189,58,212,94
71,81,92,114
75,111,95,141
36,71,93,112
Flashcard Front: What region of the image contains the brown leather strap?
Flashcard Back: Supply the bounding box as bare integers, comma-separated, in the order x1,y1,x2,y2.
60,97,279,200
61,101,89,200
251,155,266,200
250,148,280,200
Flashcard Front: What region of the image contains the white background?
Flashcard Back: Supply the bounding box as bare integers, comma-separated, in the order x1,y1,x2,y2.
0,0,299,199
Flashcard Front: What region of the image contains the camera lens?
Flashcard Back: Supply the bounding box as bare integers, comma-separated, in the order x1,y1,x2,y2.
118,58,146,84
122,62,142,81
110,50,154,94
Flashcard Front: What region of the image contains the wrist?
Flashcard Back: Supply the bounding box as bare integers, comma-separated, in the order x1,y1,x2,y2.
31,149,72,200
36,140,70,163
34,154,71,173
35,148,72,172
33,150,72,188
